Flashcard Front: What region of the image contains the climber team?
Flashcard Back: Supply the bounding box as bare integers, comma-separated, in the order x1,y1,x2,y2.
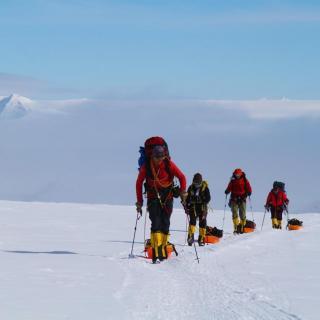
135,137,289,263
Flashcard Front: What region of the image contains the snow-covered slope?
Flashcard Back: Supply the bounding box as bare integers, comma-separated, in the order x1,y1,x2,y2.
0,94,33,118
0,200,318,320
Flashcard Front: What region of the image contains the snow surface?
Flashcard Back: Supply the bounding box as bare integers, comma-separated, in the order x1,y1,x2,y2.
0,200,318,320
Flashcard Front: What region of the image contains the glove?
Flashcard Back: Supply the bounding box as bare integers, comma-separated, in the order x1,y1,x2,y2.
224,190,229,195
180,191,188,206
264,204,270,212
135,202,143,215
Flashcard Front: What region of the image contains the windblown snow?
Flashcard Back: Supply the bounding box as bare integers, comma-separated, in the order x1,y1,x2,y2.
0,200,318,320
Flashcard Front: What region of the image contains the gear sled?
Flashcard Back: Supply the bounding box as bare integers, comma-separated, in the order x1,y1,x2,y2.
144,239,178,260
287,218,303,231
204,226,223,244
243,220,256,233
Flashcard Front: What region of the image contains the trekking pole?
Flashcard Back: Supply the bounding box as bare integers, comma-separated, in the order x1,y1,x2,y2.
184,214,188,245
285,204,289,229
186,214,200,264
129,209,142,258
182,202,199,264
249,196,255,222
143,207,147,256
261,207,267,231
222,195,228,230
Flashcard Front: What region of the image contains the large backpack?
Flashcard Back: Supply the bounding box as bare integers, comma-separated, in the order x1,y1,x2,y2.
138,137,172,180
138,136,170,170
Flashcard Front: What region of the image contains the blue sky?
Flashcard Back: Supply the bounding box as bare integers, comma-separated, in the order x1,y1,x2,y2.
0,0,320,99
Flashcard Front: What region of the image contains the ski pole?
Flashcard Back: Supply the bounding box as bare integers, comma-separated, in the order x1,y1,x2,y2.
249,196,254,222
143,207,147,257
261,207,267,231
182,201,200,264
186,214,200,264
184,213,188,245
129,209,142,258
222,195,228,230
285,204,289,229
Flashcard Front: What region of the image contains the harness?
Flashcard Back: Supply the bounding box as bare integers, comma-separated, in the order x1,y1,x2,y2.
188,182,209,213
145,158,174,213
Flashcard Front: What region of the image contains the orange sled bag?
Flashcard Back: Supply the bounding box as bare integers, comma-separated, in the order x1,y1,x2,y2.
205,226,223,244
287,218,303,231
243,220,256,233
144,239,178,259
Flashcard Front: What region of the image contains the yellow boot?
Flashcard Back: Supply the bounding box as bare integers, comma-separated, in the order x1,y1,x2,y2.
161,233,169,258
277,220,282,229
240,219,246,233
155,232,165,261
151,231,162,262
187,225,196,246
198,227,206,246
272,218,278,229
233,217,240,233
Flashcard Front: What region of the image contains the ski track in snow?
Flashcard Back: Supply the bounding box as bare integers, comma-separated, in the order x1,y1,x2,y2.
116,222,310,320
0,201,318,320
117,237,303,320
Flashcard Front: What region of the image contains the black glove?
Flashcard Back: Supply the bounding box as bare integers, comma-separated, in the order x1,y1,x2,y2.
247,192,251,197
135,202,143,215
264,204,270,212
224,190,229,195
180,191,188,206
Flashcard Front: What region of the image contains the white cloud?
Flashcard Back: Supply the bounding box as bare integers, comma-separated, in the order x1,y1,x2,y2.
204,98,320,119
2,94,320,121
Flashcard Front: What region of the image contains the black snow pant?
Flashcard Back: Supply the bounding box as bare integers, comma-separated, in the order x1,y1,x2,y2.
188,204,207,229
270,206,283,221
147,199,173,234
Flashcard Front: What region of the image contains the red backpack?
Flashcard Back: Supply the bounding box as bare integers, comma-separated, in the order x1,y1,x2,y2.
138,137,172,180
144,136,170,158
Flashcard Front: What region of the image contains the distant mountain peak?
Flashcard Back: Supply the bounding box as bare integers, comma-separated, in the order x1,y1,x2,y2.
0,93,33,119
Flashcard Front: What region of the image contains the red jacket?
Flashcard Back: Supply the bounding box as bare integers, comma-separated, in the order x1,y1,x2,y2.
226,175,252,199
136,159,186,204
266,190,289,207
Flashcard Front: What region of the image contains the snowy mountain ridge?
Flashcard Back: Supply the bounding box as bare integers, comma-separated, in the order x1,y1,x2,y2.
0,93,33,118
0,94,91,118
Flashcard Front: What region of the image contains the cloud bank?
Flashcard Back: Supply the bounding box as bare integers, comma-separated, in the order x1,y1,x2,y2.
0,94,318,212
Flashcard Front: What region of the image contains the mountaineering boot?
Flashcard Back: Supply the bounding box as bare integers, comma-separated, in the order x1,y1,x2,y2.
233,217,240,234
187,225,196,246
239,219,246,234
155,232,165,261
151,231,162,263
161,233,169,259
198,227,206,246
272,218,278,229
150,233,157,263
277,220,282,229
